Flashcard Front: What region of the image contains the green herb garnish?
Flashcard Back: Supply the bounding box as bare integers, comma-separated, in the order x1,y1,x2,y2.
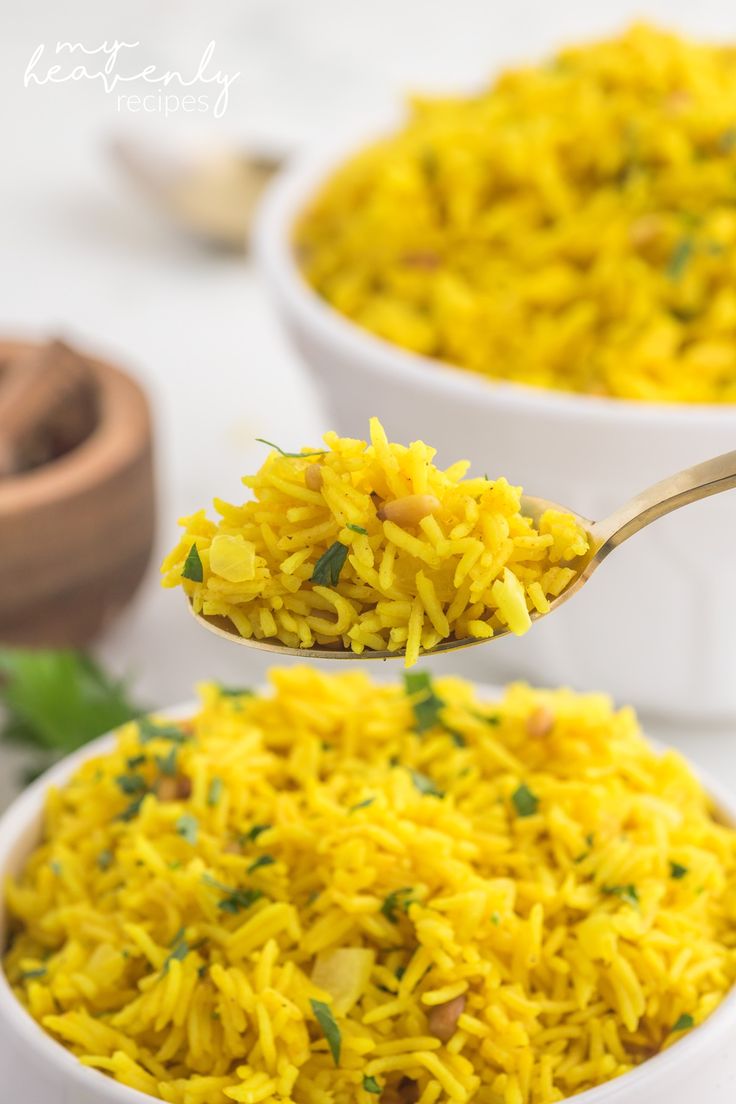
667,237,694,280
381,887,416,923
208,778,224,806
116,773,147,796
138,717,189,745
163,931,189,974
672,1013,694,1032
363,1076,381,1094
602,884,639,907
409,769,444,798
176,814,199,845
244,823,271,842
127,754,146,768
311,542,349,586
404,671,445,732
310,999,341,1065
218,686,254,698
670,861,688,880
256,438,325,459
512,784,539,818
349,798,375,813
117,794,146,822
20,966,47,980
155,746,178,777
182,543,204,582
347,523,368,535
248,854,275,874
0,648,142,785
97,850,113,871
202,874,262,914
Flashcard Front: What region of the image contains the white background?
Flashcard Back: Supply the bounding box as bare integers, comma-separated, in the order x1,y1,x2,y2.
3,0,736,805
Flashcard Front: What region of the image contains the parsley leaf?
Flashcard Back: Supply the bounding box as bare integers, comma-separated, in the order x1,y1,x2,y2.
363,1076,381,1094
256,438,325,459
670,861,688,880
163,932,189,974
244,823,271,842
381,887,416,923
403,671,445,732
20,966,47,980
602,884,639,907
116,773,147,796
97,850,113,871
310,999,341,1065
667,237,694,280
512,784,539,818
248,854,275,874
138,717,189,745
117,794,146,822
347,523,368,534
311,542,349,586
0,649,141,776
349,797,375,813
155,746,178,777
207,778,224,806
217,686,254,698
182,543,204,582
202,874,262,914
176,814,198,845
409,769,444,798
672,1013,694,1032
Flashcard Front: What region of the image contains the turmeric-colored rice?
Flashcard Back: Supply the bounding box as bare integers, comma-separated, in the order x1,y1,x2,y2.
297,24,736,403
5,668,736,1103
161,419,588,665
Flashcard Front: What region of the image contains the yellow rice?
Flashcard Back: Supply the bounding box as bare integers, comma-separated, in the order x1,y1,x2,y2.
297,24,736,403
5,668,736,1104
161,419,588,665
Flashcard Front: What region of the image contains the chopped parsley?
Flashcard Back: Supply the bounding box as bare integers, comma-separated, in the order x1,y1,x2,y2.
244,823,271,842
117,794,146,821
670,861,688,880
155,746,178,777
381,887,416,923
347,523,368,534
349,797,375,813
310,999,341,1065
667,237,694,280
363,1076,381,1094
20,966,47,980
218,686,254,698
207,777,224,806
256,438,326,459
311,542,349,586
409,769,444,798
126,754,146,769
512,784,539,818
138,716,190,745
116,773,147,796
163,930,190,974
602,884,639,907
182,543,204,582
248,854,276,874
202,874,262,915
97,850,113,872
404,671,445,732
176,814,199,845
49,860,62,876
672,1013,694,1032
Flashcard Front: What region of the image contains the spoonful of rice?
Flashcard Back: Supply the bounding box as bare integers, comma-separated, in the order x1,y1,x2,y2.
162,419,736,666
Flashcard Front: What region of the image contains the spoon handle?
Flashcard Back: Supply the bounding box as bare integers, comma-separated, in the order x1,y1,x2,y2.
593,448,736,558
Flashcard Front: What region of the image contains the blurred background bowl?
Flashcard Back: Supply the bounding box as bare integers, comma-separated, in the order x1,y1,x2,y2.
0,339,155,647
256,144,736,722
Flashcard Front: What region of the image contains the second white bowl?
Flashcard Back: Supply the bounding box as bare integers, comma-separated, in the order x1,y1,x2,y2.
255,143,736,721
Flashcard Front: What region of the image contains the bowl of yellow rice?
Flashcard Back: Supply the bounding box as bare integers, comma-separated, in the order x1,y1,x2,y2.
255,24,736,719
2,668,736,1104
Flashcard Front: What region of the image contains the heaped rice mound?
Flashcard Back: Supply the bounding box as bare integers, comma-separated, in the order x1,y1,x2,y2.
5,669,736,1103
297,25,736,403
160,419,588,665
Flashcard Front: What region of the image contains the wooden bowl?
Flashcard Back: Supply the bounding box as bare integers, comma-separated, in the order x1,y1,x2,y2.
0,340,155,646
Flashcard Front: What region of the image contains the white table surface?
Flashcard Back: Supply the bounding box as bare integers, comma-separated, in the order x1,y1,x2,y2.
2,0,736,790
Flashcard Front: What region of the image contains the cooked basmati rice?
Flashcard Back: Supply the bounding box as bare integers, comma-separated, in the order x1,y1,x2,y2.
161,419,588,665
296,24,736,403
5,668,736,1104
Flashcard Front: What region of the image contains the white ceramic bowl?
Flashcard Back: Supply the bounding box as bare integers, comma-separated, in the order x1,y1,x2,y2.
1,701,736,1102
255,141,736,721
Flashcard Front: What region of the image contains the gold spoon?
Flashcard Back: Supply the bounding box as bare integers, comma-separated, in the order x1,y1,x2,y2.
189,449,736,659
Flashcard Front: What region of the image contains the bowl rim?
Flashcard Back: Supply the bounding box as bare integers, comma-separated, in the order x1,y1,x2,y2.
254,136,736,429
0,689,735,1104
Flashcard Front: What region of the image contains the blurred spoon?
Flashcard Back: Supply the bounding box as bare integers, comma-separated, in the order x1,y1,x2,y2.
189,448,736,658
